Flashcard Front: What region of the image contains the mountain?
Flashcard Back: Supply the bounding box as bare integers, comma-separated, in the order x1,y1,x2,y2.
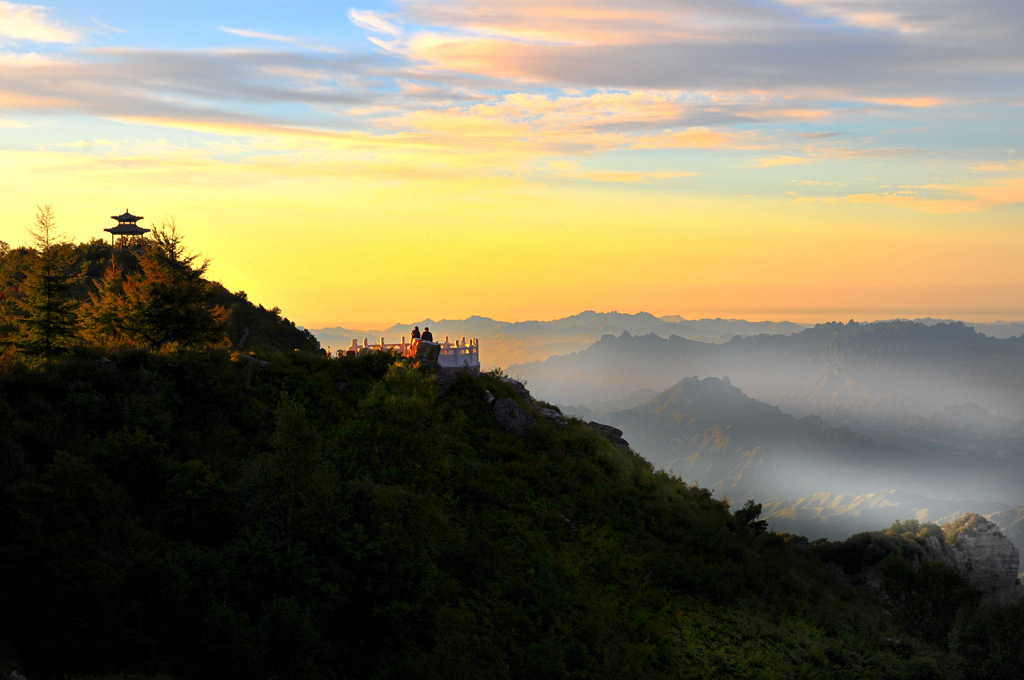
309,311,809,369
601,376,1024,506
510,320,1024,451
908,317,1024,339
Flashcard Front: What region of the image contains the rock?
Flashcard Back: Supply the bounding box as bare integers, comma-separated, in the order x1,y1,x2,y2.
832,516,1024,607
483,389,496,406
537,406,567,430
587,421,630,448
498,377,533,401
414,340,442,366
492,397,537,437
923,518,1023,606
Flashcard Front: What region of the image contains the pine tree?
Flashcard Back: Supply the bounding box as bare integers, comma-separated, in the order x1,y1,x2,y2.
83,219,228,350
11,205,82,361
80,259,128,345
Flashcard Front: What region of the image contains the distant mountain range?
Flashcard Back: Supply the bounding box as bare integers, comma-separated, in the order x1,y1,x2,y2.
512,320,1024,444
309,313,1024,371
309,311,809,368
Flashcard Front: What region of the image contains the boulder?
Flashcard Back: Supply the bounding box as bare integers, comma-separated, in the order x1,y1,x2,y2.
922,518,1023,606
493,398,537,437
587,421,630,448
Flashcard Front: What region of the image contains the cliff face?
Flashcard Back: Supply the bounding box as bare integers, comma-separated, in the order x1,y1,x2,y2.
922,518,1024,606
827,516,1023,608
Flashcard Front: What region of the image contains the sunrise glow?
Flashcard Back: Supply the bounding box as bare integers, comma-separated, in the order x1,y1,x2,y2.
1,0,1022,328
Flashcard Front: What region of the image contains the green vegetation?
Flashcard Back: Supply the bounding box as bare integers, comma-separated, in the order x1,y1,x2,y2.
1,346,1017,679
7,205,82,361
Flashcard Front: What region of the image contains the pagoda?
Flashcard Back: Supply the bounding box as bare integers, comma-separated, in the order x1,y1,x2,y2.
105,210,149,248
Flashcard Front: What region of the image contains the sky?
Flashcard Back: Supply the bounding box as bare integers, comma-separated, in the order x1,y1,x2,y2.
1,0,1022,328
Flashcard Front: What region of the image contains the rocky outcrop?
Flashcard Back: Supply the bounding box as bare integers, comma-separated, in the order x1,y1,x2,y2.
833,516,1024,607
490,378,564,435
488,378,628,445
586,421,630,448
922,517,1023,606
493,397,537,437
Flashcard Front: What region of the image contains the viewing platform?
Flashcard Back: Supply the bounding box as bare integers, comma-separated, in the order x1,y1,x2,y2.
339,335,481,370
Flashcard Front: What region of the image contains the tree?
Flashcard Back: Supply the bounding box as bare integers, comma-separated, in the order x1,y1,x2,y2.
9,205,82,361
733,499,769,534
80,260,127,345
82,219,228,350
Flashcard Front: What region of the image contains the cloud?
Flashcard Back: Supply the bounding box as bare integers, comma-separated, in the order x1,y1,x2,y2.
348,9,403,37
791,173,1024,214
548,160,695,183
221,27,299,44
397,0,1024,100
757,155,811,168
0,1,77,43
0,0,1020,208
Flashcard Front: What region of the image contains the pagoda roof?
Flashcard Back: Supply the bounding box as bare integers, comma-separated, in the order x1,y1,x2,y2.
105,224,150,235
111,210,144,222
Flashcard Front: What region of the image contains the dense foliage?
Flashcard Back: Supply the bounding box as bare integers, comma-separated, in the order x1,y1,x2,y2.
0,210,319,359
3,345,1016,680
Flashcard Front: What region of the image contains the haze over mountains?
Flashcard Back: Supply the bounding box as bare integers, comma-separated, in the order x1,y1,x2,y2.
599,375,1024,500
511,320,1024,435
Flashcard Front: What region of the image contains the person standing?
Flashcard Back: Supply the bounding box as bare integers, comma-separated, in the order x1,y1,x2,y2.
421,327,433,342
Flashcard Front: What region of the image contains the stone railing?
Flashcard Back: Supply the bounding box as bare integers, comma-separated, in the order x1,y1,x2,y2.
339,335,480,369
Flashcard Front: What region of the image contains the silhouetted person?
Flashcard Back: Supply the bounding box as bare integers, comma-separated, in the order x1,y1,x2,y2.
421,327,433,342
411,326,421,340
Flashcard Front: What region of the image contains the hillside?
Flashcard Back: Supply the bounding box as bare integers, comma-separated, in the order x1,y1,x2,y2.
5,346,1017,679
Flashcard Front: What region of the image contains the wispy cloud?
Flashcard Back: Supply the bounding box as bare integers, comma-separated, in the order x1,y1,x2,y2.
0,1,78,43
348,9,403,37
221,27,300,44
0,0,1021,207
548,160,695,183
757,155,811,168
